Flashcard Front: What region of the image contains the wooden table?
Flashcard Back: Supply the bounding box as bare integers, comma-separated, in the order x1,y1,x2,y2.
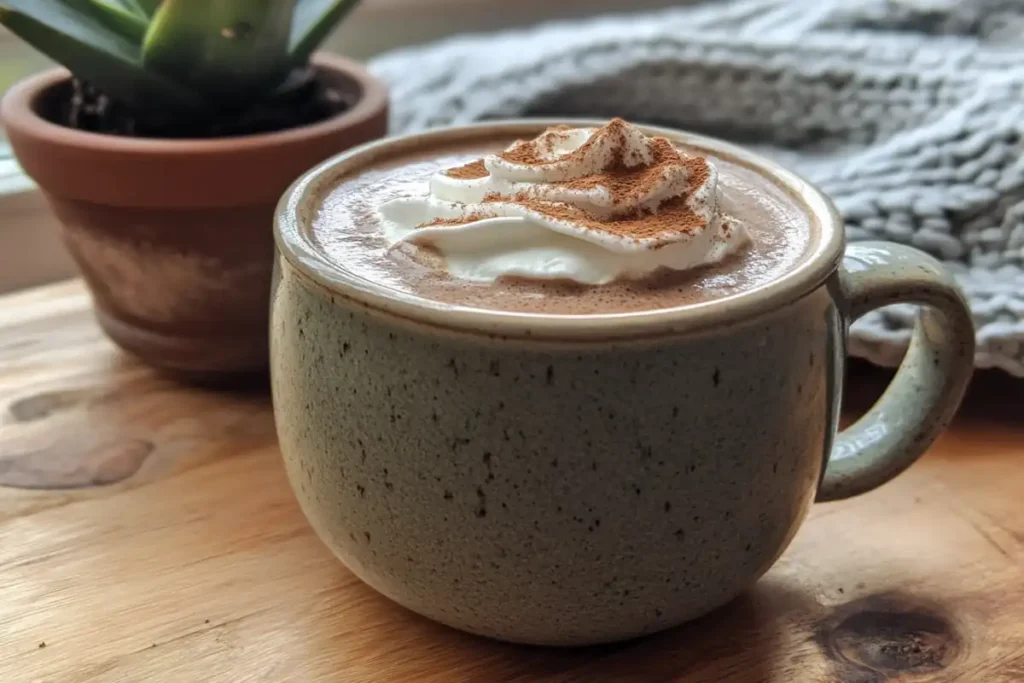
2,281,1024,682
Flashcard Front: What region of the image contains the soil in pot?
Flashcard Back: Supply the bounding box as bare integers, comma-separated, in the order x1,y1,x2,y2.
53,68,359,139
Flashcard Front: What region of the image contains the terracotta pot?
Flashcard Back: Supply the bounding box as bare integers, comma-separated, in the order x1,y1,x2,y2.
1,54,388,377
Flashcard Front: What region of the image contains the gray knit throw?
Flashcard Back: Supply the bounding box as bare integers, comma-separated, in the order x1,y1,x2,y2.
369,0,1024,375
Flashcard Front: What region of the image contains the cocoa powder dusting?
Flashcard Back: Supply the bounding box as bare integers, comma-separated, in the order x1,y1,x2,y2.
420,213,488,227
425,119,714,239
559,138,708,214
491,197,705,242
498,138,549,166
499,119,623,167
444,159,489,180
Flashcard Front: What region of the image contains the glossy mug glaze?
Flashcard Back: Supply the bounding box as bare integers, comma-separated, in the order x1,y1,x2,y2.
270,121,975,646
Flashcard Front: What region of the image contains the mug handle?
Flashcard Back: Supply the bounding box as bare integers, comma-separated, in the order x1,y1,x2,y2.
816,241,975,502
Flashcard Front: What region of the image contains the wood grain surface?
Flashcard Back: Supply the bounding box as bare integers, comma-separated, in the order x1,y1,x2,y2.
2,280,1024,682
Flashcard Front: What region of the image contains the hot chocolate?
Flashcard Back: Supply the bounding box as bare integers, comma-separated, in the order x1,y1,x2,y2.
311,120,817,314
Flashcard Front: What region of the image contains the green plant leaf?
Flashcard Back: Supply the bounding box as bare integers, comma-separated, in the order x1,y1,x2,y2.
107,0,162,17
131,0,162,17
142,0,295,104
115,0,146,16
84,0,148,40
0,0,206,113
290,0,359,65
92,0,147,18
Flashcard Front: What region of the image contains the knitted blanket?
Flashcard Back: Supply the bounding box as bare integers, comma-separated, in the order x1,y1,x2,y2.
369,0,1024,375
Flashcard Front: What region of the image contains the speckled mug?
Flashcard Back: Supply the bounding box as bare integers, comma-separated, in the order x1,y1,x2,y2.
270,121,975,646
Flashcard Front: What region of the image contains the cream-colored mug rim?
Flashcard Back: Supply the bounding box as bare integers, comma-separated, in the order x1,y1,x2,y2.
274,119,844,341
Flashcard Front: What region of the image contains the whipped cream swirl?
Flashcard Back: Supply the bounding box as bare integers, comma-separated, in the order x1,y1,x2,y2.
378,119,750,285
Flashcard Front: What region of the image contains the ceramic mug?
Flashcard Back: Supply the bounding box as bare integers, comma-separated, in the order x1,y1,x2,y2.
270,121,975,646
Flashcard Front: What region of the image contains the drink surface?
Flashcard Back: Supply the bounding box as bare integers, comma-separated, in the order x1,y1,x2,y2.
310,132,817,315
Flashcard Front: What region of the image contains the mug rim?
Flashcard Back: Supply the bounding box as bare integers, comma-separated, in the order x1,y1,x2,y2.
274,119,844,341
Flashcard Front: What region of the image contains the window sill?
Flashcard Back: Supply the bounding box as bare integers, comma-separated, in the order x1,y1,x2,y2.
0,169,76,294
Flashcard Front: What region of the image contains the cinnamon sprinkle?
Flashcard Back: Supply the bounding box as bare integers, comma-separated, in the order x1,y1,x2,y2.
487,197,705,241
420,213,488,227
424,119,715,240
444,159,489,180
499,119,615,167
498,118,649,168
558,138,708,211
498,139,549,166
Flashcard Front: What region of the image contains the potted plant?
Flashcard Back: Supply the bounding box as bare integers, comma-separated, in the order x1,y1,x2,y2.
0,0,387,378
